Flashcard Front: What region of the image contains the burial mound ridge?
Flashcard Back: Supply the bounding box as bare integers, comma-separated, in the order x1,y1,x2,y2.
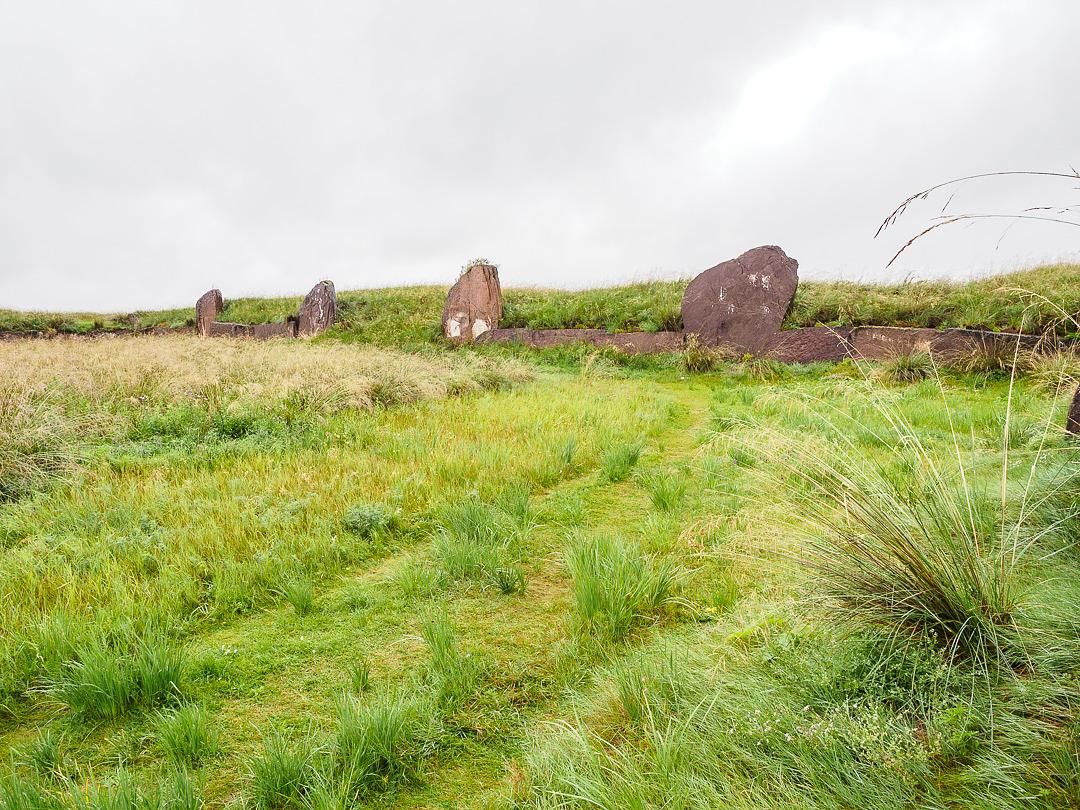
446,246,1047,364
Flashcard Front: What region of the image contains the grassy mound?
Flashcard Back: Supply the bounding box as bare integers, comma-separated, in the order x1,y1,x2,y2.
4,263,1080,344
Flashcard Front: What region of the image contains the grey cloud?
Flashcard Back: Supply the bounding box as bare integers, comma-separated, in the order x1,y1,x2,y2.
1,0,1077,311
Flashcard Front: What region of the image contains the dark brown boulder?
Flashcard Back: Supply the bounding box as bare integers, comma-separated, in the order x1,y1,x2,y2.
298,281,336,337
1067,385,1080,435
681,246,799,353
443,263,503,341
195,289,223,336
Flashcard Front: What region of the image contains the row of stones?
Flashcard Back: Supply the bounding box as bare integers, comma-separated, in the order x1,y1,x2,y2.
444,247,1046,364
195,281,337,339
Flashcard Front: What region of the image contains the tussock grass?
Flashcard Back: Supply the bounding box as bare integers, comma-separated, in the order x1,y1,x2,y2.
0,386,82,501
154,704,218,767
248,733,319,810
600,443,641,483
877,352,934,384
564,535,682,644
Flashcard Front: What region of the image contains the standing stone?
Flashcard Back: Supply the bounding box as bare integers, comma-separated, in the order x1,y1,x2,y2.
680,246,799,353
442,263,503,341
1067,385,1080,435
195,289,223,337
298,281,336,337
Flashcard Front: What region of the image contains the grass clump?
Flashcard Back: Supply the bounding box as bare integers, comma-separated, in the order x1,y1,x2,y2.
432,494,530,591
878,352,934,384
154,704,218,767
49,639,184,721
564,535,680,644
249,733,319,810
642,471,687,512
280,576,315,617
600,443,642,483
0,386,80,501
330,691,433,798
680,334,720,373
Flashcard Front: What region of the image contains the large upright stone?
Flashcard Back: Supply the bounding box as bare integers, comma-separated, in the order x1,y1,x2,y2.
443,263,503,341
195,289,223,337
298,281,336,337
681,246,799,353
1067,385,1080,436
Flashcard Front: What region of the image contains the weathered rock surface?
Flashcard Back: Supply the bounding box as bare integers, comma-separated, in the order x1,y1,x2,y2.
207,322,251,337
252,321,298,339
851,326,1043,361
443,264,503,341
298,281,336,337
764,327,853,364
478,328,683,354
681,246,799,353
196,289,223,336
1067,386,1080,435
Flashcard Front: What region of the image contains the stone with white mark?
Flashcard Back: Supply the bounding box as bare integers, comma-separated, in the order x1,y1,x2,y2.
297,281,336,337
442,262,503,342
680,245,799,353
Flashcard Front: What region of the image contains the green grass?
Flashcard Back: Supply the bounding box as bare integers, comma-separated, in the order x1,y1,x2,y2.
3,317,1080,808
6,262,1080,341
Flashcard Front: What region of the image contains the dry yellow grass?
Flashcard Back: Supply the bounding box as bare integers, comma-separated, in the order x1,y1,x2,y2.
0,334,533,410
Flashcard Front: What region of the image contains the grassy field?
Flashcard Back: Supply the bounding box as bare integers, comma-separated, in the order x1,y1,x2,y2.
3,321,1080,808
4,263,1080,343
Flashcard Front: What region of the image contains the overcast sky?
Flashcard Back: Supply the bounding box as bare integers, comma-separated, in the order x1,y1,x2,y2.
1,1,1078,312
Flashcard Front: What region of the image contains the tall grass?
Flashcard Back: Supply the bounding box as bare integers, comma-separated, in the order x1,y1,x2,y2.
751,368,1080,672
564,535,681,644
0,386,81,501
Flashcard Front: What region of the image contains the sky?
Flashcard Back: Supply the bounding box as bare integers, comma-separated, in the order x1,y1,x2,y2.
1,1,1078,312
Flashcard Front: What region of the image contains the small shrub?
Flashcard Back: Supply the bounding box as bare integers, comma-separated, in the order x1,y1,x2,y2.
155,704,218,767
601,443,642,483
342,503,394,538
878,352,934,383
249,733,318,810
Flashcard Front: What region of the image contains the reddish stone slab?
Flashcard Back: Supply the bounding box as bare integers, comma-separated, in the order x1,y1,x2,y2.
764,327,854,363
849,326,939,359
195,289,223,336
443,263,503,341
477,328,683,353
252,321,298,340
207,322,252,337
298,281,336,337
681,246,799,353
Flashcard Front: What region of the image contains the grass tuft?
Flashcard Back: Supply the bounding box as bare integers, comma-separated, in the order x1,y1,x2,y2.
155,704,219,767
564,535,680,644
600,443,642,483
